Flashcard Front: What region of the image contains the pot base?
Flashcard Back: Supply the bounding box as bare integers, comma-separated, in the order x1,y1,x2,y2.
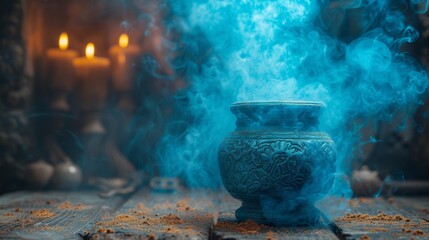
235,199,321,226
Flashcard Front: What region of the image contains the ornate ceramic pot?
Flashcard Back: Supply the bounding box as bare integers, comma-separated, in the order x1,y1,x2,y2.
218,101,336,226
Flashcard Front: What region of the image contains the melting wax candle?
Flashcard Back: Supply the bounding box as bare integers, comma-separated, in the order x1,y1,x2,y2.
109,33,141,91
73,43,110,111
46,33,77,91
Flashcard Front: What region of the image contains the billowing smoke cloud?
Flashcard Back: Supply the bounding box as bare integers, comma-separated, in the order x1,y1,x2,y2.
147,0,429,194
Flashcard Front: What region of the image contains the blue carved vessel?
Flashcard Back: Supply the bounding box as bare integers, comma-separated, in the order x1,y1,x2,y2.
218,101,336,226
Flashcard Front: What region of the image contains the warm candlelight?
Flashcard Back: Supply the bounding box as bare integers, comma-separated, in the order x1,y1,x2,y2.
73,43,110,112
59,32,69,50
119,34,129,48
85,43,95,59
46,32,78,93
73,43,110,68
109,33,141,92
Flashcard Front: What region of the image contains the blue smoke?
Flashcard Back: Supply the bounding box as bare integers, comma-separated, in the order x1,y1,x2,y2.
141,0,429,196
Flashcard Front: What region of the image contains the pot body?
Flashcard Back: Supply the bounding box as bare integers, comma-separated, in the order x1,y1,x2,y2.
218,101,336,225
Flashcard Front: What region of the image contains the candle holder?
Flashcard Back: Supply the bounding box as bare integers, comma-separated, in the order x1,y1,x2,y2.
73,44,136,181
73,47,110,134
42,33,83,190
104,92,137,178
74,60,111,178
75,104,136,180
109,33,141,117
46,33,77,112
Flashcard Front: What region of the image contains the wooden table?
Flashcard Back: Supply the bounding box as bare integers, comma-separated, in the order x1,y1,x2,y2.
0,188,428,239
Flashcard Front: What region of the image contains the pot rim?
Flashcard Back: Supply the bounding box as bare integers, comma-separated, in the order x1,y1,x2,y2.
232,101,326,107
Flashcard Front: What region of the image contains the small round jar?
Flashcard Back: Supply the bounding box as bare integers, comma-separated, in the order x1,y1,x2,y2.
218,101,336,226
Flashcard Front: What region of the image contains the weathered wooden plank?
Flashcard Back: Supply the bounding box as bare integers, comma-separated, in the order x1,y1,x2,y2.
210,207,338,240
90,187,239,240
2,191,428,239
389,197,429,222
333,197,429,240
0,191,124,240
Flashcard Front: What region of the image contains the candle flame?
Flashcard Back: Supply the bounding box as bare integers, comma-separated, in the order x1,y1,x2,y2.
119,34,129,48
85,43,95,59
59,32,68,50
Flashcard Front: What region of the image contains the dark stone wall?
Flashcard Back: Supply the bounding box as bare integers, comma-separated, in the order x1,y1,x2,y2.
0,0,33,192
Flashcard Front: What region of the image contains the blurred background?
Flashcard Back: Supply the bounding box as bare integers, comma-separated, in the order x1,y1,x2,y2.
0,0,429,194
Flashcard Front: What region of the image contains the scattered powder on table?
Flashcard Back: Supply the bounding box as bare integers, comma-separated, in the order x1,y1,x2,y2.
266,230,277,240
40,226,62,231
130,209,150,218
15,208,20,212
176,199,192,211
100,213,185,228
3,212,14,216
74,204,85,210
364,227,388,232
160,213,184,225
57,201,72,209
214,220,264,234
336,213,411,223
97,228,115,234
358,198,374,204
96,214,150,229
114,214,140,222
97,211,207,236
57,201,85,210
135,203,152,213
412,230,424,235
360,235,370,240
194,213,211,222
163,225,199,235
30,209,55,218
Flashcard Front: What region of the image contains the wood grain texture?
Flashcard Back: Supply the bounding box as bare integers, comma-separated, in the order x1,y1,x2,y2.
1,191,429,239
0,191,124,239
332,197,429,240
389,197,429,222
90,187,239,240
210,214,338,240
210,208,338,239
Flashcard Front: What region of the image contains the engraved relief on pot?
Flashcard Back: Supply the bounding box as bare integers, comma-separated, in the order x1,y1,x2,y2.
219,137,336,195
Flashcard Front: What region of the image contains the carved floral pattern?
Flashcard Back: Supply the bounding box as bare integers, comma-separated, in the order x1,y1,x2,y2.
219,136,335,195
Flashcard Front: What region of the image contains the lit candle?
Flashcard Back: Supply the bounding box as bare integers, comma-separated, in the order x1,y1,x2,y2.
109,33,141,91
73,43,110,111
46,33,77,91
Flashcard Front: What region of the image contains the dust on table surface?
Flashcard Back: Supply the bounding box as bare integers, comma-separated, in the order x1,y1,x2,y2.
29,209,55,218
57,201,86,210
94,192,233,237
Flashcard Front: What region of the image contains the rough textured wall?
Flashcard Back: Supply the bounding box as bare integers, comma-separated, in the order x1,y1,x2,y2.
0,0,33,193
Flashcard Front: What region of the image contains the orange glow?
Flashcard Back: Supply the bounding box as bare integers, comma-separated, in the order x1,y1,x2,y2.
59,32,69,50
118,53,126,64
119,34,129,48
85,43,95,59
